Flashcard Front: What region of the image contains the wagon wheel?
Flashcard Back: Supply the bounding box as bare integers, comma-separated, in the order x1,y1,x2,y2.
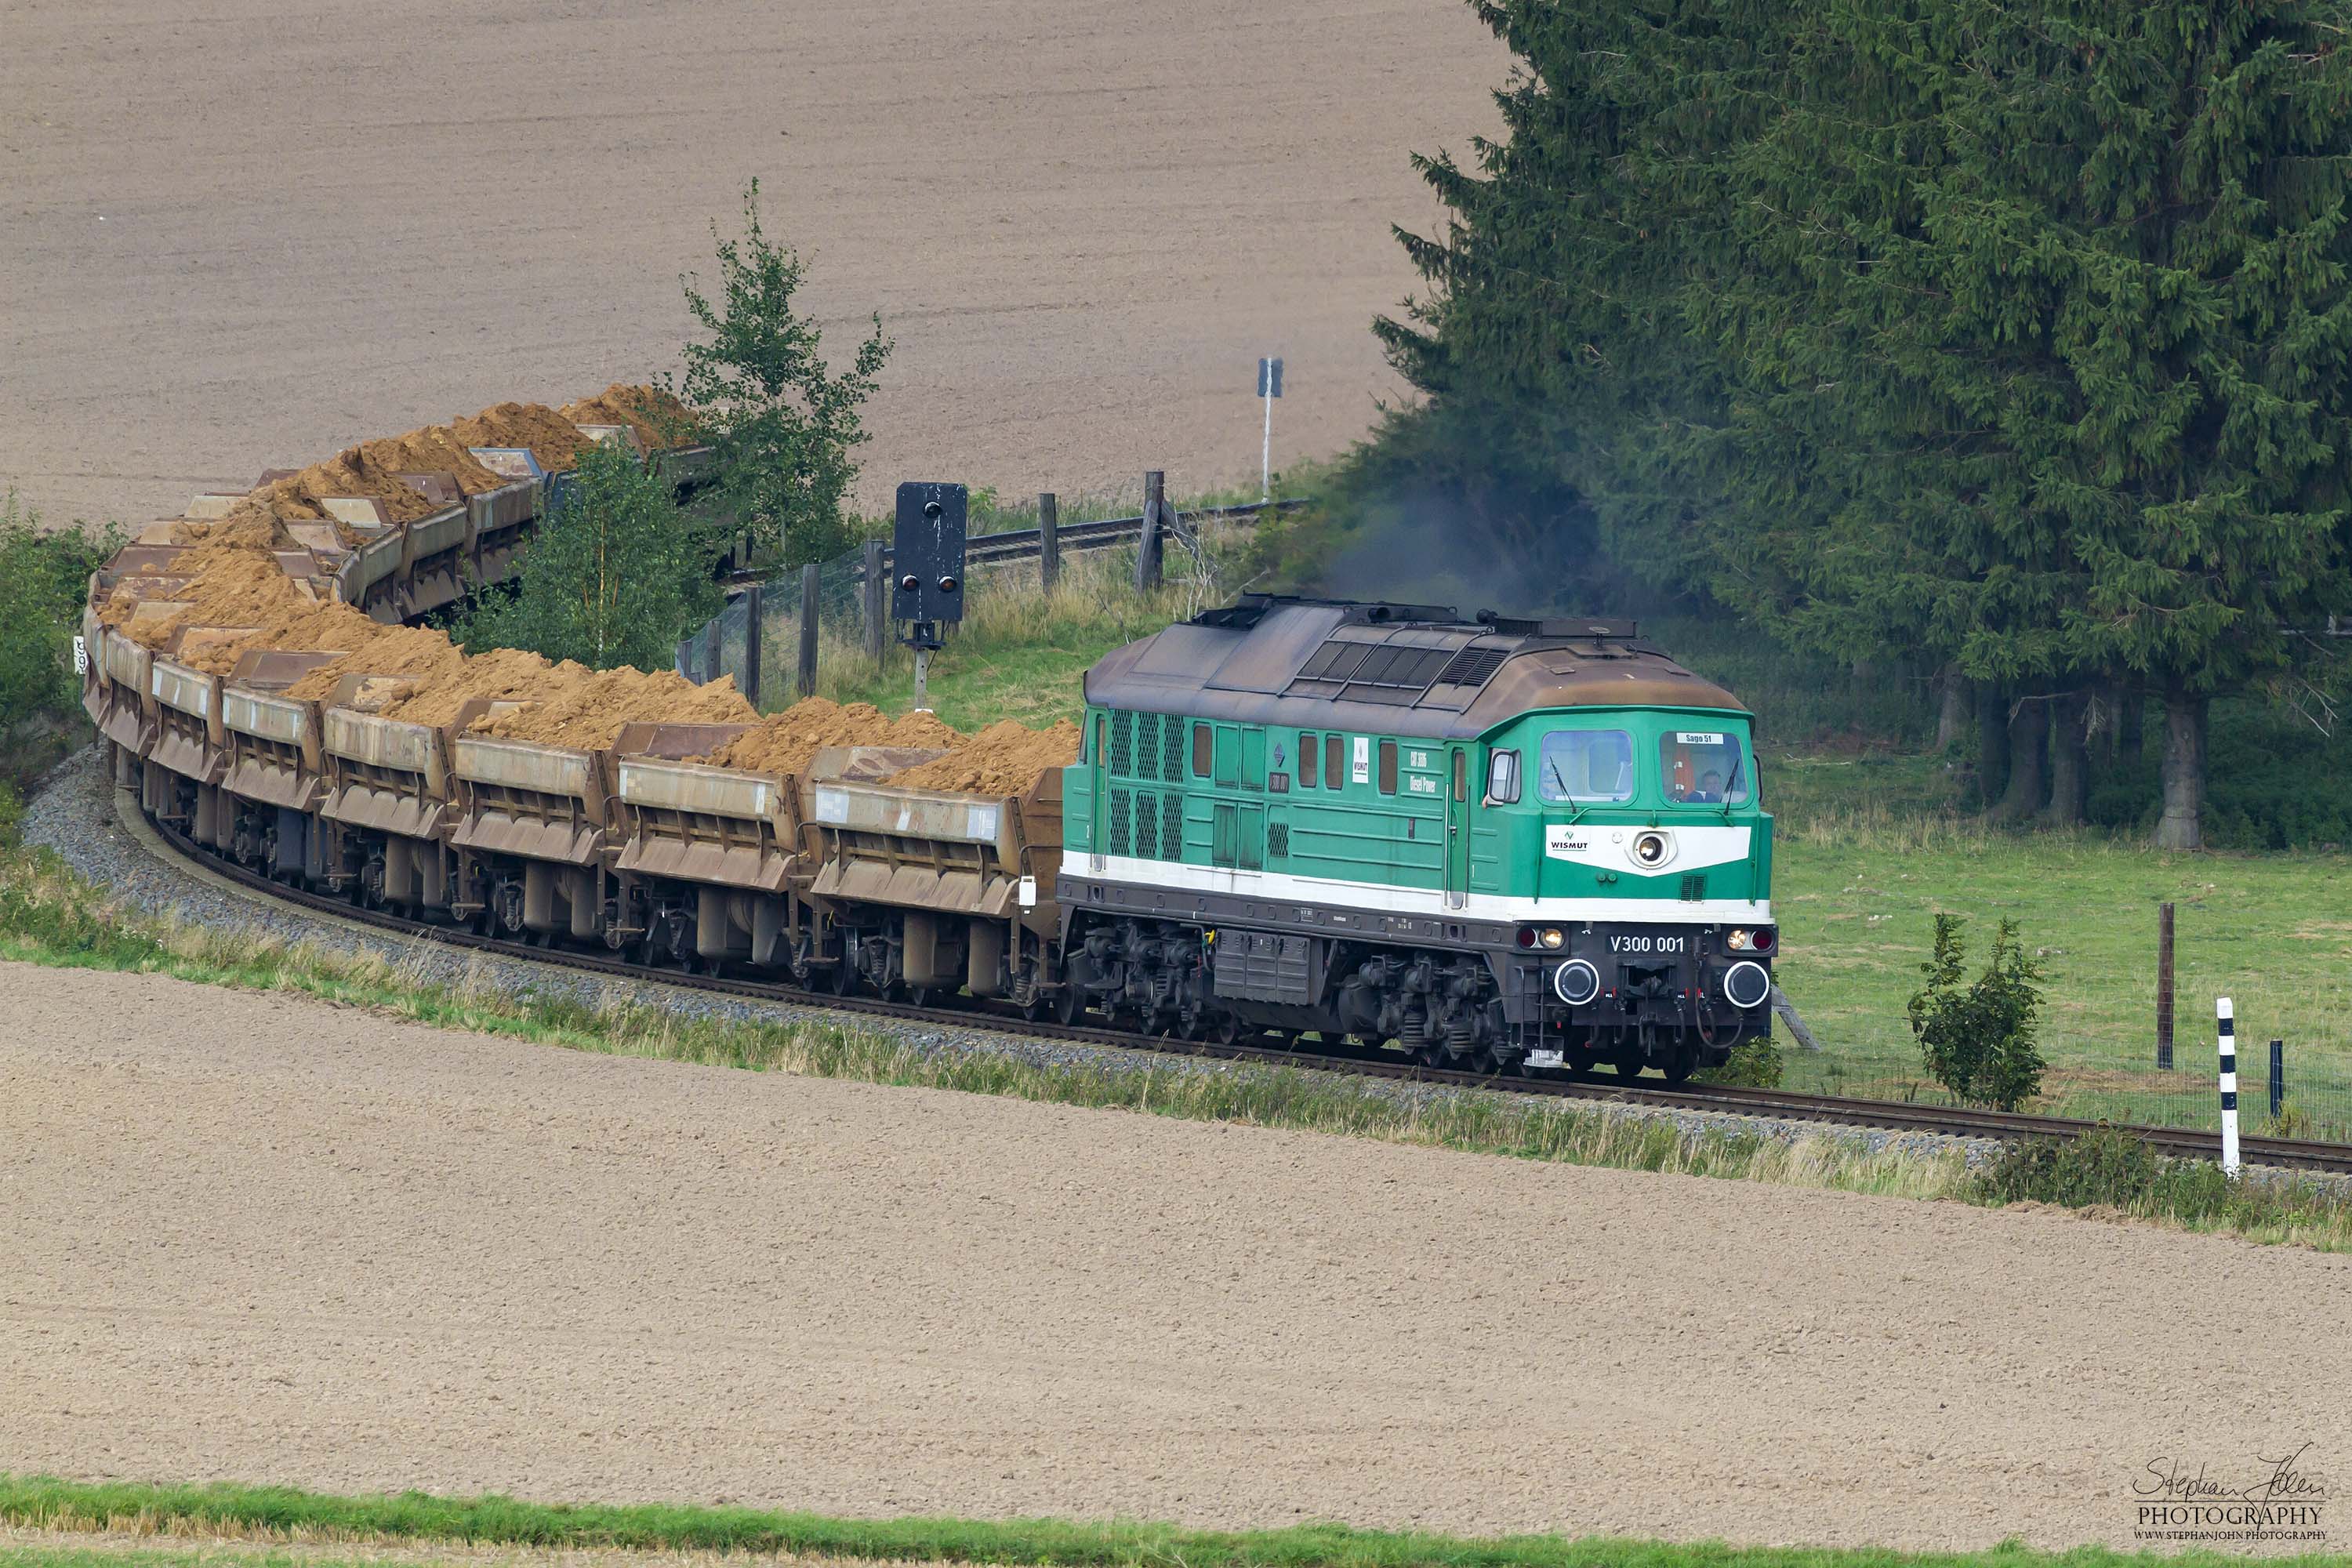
1661,1047,1698,1086
1051,985,1083,1025
904,985,932,1010
1207,1013,1244,1047
1612,1055,1647,1081
829,956,859,996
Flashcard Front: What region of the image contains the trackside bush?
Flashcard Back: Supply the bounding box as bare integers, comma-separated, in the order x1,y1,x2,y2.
1908,913,2046,1110
1696,1033,1784,1087
0,494,116,787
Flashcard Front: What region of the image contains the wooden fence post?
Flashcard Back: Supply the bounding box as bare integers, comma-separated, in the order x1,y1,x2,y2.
862,540,886,662
2156,901,2175,1070
742,583,763,709
1134,470,1164,591
797,561,820,699
1038,492,1059,592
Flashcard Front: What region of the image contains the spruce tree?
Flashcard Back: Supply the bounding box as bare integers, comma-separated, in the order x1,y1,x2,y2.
1392,0,2352,848
1708,0,2352,847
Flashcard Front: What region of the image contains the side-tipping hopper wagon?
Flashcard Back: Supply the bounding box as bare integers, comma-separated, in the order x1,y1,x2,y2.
142,655,227,846
801,748,1066,1008
607,724,803,969
218,651,347,879
317,685,527,912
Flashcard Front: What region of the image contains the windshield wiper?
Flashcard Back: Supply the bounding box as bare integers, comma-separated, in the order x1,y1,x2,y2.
1551,760,1593,826
1719,750,1744,822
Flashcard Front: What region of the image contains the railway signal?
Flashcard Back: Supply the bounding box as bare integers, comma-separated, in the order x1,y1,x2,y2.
891,481,967,712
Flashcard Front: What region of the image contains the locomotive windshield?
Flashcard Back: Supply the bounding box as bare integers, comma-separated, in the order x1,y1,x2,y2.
1537,729,1634,803
1661,730,1751,805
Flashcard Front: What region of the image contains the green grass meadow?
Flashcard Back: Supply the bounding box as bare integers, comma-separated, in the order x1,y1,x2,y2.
1769,816,2352,1137
3,1477,2347,1568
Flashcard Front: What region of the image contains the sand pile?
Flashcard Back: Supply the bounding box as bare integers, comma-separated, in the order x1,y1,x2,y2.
694,698,965,776
269,459,438,525
448,402,594,474
469,664,754,750
886,719,1080,796
560,383,699,449
347,426,506,495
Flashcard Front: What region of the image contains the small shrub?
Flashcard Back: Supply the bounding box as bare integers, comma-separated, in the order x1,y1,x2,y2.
1907,912,2046,1109
1697,1032,1783,1087
1975,1124,2158,1207
2272,1098,2318,1140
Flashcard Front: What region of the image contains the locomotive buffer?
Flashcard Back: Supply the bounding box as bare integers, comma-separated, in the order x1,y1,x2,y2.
891,482,967,712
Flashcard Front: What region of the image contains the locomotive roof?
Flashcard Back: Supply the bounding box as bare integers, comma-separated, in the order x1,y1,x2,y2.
1083,595,1747,741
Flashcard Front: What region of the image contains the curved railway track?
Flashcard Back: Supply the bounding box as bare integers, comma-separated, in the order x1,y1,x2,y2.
143,810,2352,1176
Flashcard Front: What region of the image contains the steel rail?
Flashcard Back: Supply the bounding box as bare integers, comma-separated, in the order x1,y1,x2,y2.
146,815,2352,1176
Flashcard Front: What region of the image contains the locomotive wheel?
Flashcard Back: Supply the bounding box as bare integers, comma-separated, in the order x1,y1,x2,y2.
1051,985,1083,1025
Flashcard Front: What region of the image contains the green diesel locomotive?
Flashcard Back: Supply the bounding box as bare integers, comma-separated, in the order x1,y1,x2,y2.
1057,594,1776,1079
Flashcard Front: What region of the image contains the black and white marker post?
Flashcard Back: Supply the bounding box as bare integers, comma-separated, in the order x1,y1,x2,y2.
2217,996,2241,1176
1257,356,1283,503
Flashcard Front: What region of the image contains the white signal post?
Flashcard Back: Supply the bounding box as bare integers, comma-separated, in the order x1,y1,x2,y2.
2217,996,2241,1176
1258,356,1283,502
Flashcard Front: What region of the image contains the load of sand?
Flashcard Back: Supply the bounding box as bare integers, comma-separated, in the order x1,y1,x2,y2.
692,698,966,777
448,402,596,474
885,719,1081,796
88,383,746,744
468,664,755,750
559,383,700,450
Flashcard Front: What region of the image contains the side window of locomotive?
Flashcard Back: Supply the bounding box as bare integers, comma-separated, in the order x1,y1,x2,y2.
1377,739,1399,796
1092,714,1105,764
1324,733,1345,790
1192,721,1213,778
1298,731,1319,789
1660,729,1752,805
1486,749,1521,804
1453,747,1468,803
1536,729,1635,803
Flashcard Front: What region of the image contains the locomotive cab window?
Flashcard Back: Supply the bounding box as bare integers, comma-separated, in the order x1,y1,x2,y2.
1661,730,1751,805
1486,749,1521,804
1298,731,1318,789
1537,729,1634,804
1191,721,1213,778
1377,740,1398,796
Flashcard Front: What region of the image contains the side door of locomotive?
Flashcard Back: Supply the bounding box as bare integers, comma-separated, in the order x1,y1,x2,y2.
1443,744,1472,909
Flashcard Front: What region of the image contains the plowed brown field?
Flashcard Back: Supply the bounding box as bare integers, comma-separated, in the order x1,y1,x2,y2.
0,0,1506,528
3,960,2347,1552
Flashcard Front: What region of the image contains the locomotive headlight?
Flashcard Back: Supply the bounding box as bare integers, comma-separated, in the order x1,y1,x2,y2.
1539,927,1564,949
1727,928,1752,951
1631,829,1674,869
